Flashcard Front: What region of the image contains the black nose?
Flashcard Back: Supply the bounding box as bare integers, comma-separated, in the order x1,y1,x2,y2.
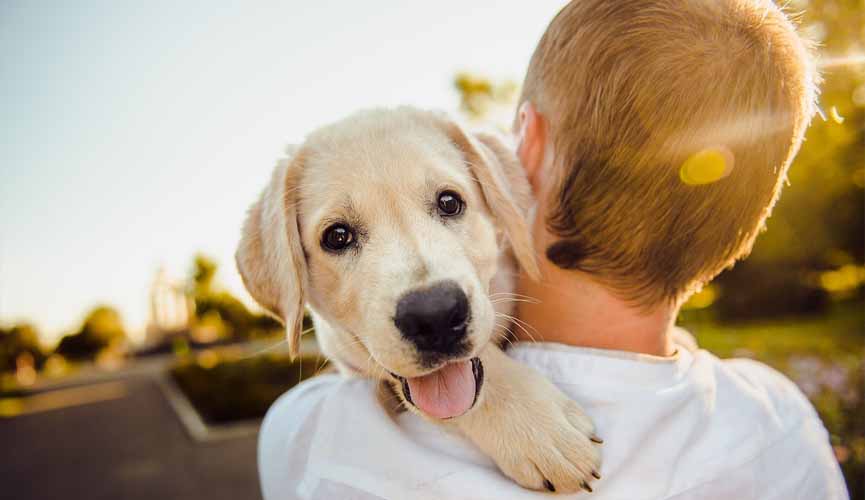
394,280,470,355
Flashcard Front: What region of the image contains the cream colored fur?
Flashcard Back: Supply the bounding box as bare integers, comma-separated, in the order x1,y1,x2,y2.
237,107,601,492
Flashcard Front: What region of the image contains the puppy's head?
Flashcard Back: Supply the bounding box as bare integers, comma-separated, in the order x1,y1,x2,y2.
237,108,537,418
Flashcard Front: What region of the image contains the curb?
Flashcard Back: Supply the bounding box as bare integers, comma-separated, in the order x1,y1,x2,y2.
156,374,261,442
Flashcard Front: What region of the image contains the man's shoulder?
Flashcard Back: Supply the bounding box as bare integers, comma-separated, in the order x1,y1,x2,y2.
679,352,847,499
259,373,515,499
702,353,820,429
261,373,379,439
258,374,385,499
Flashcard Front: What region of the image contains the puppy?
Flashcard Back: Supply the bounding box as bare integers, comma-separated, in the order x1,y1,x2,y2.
237,107,601,493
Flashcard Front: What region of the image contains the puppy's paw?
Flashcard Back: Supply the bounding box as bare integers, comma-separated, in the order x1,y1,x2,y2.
493,396,601,494
450,347,602,494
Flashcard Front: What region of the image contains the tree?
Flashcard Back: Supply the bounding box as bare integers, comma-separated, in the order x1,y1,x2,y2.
192,254,218,296
189,254,281,340
55,305,127,360
0,323,45,373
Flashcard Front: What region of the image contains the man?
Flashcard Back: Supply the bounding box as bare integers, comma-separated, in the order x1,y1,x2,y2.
258,0,849,498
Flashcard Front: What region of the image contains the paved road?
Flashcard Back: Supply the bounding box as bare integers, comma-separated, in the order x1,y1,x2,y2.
2,376,261,500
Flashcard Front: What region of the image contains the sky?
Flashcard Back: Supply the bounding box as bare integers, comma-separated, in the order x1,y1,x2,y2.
0,0,568,344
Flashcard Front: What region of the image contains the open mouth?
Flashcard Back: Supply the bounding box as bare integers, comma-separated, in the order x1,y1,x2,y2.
390,357,483,419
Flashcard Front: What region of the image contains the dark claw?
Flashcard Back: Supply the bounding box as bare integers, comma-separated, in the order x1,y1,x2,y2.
581,481,593,493
592,470,601,480
543,479,555,492
590,434,604,444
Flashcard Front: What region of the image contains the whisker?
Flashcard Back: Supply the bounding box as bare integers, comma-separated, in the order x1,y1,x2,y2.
496,311,540,343
489,291,540,300
240,325,317,360
493,323,517,349
490,291,541,304
494,321,519,348
509,315,541,342
242,339,288,359
491,297,541,305
313,353,330,376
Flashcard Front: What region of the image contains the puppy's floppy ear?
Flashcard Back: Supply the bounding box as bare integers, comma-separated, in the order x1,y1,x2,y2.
436,117,540,280
236,149,308,358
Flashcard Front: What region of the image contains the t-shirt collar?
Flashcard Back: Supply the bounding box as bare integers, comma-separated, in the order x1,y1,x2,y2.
507,332,695,389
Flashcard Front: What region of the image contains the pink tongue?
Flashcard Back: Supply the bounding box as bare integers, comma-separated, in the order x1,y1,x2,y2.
406,360,476,419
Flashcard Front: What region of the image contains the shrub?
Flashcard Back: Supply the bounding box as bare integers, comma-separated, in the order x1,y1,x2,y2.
171,351,327,423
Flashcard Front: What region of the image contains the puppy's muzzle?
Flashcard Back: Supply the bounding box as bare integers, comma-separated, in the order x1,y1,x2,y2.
393,280,470,358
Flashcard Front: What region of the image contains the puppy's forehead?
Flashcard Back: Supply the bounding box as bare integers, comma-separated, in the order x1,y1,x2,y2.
300,112,470,209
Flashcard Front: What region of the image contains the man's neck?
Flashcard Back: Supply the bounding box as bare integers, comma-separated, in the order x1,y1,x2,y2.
514,245,678,357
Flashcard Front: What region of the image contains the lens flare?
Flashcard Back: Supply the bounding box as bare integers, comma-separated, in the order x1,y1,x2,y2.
818,54,865,69
679,147,733,186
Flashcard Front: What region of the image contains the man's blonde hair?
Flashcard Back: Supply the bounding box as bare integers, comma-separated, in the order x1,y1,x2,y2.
520,0,818,306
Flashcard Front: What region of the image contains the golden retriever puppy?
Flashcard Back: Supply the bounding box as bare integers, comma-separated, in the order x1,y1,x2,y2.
237,107,601,493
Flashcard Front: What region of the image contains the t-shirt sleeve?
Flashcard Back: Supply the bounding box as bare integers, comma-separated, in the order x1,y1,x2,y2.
257,374,342,500
723,358,850,500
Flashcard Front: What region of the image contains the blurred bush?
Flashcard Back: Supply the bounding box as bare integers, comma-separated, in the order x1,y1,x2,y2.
682,0,865,317
0,323,46,373
171,350,327,423
189,254,282,342
54,305,127,361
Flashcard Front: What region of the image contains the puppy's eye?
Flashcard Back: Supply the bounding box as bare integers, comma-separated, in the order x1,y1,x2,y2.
437,191,464,217
322,224,355,252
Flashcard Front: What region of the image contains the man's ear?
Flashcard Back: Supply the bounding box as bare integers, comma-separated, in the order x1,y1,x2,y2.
515,101,548,195
236,149,308,358
435,116,540,280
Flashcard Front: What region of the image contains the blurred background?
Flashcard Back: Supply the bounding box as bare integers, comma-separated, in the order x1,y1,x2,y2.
1,0,862,498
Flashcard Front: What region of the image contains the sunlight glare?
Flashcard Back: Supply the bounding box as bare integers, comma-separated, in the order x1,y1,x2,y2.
679,147,733,186
818,53,865,69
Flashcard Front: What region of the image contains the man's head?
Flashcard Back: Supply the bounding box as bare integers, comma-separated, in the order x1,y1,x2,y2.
515,0,818,307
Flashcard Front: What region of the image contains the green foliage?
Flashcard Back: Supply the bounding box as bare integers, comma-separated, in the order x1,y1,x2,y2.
192,253,218,296
189,254,282,340
171,352,326,423
0,323,45,373
55,305,127,361
194,291,281,339
454,72,519,123
711,0,865,316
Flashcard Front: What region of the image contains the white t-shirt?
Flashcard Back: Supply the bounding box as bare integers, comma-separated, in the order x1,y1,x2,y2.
258,340,848,500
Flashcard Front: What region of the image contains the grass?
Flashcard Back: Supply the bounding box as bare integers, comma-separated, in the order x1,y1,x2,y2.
681,303,863,362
